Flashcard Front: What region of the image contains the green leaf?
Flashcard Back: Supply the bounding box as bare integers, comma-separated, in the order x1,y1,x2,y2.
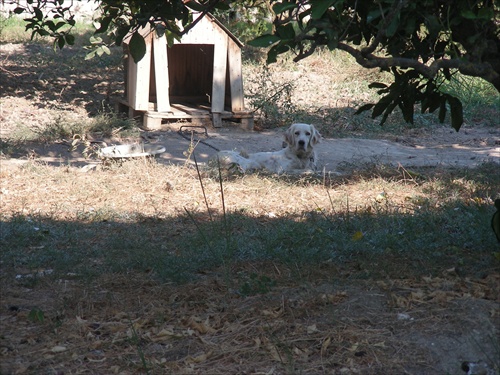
55,21,66,31
85,49,97,60
425,92,442,113
368,82,388,89
425,15,441,38
380,101,398,126
327,38,338,50
266,43,289,64
56,35,65,49
352,230,364,241
272,2,297,14
477,8,494,20
267,46,278,64
354,103,374,115
404,16,416,36
276,24,295,40
438,98,447,123
214,2,230,10
129,31,147,63
310,0,336,20
372,94,394,118
400,100,414,124
434,40,448,55
28,308,45,323
89,35,103,44
385,12,400,37
115,25,130,46
248,34,281,48
95,16,113,34
367,8,383,23
101,45,111,55
34,7,43,20
65,34,75,46
184,0,205,12
460,10,477,19
166,32,181,48
447,96,463,131
14,7,25,14
428,98,442,114
45,20,56,32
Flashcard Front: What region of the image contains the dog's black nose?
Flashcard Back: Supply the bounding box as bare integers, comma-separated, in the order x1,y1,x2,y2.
298,140,305,146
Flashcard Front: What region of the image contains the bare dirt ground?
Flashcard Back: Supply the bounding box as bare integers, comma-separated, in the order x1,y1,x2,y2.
153,123,500,171
1,112,499,172
0,43,499,172
1,40,499,375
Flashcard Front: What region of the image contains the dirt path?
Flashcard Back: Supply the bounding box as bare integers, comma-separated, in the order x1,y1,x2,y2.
169,124,500,170
3,124,498,171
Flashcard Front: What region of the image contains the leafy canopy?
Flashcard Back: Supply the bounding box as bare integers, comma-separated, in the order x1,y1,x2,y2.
249,0,499,130
12,0,500,131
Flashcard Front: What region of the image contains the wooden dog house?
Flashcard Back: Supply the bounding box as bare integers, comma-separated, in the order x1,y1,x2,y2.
120,14,253,130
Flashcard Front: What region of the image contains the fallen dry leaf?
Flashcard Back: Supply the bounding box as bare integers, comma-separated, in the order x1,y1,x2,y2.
307,324,318,334
182,316,216,334
262,306,283,318
184,351,212,364
321,336,331,356
51,345,67,353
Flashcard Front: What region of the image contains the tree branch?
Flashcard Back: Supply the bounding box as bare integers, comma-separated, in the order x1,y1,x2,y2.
337,42,499,89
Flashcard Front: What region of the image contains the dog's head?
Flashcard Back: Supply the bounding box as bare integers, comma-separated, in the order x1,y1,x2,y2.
284,123,322,155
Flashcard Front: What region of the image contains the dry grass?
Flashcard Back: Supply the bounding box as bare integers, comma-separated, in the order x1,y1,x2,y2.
3,157,494,223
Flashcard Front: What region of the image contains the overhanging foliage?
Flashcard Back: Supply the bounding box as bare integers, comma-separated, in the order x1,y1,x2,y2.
249,0,499,131
11,0,499,131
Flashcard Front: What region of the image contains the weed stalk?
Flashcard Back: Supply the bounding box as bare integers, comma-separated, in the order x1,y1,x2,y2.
193,153,213,221
128,319,150,374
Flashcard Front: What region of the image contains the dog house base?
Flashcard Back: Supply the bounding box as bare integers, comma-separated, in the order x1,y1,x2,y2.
143,108,254,131
115,99,253,131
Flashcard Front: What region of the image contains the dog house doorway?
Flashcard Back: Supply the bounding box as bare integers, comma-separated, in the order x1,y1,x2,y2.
165,44,214,107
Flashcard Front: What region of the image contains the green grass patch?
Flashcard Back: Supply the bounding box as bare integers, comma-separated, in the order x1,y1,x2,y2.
14,110,139,143
441,73,500,126
0,14,95,45
2,164,498,287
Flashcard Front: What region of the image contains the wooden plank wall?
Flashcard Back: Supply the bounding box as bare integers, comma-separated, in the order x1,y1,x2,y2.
211,31,228,115
126,27,152,111
228,38,244,112
152,32,170,112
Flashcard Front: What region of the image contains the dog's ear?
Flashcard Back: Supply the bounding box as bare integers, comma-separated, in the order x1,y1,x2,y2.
310,125,322,145
284,125,295,146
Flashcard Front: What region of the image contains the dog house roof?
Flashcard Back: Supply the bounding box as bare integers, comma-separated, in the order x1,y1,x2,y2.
202,13,243,47
122,13,243,48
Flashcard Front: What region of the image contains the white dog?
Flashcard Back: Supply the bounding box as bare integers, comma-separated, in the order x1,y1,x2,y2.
213,123,322,174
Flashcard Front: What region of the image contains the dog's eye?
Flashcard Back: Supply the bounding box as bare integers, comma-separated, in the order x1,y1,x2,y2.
295,132,300,135
306,132,311,136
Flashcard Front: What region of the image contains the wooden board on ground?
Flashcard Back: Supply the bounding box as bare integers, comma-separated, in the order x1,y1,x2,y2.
115,98,253,131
